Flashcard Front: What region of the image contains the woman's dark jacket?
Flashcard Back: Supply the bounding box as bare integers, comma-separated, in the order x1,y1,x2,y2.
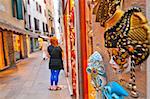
47,45,63,70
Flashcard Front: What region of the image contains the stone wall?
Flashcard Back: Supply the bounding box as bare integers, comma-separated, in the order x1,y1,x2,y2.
3,30,15,66
146,0,150,98
22,35,28,58
122,0,146,14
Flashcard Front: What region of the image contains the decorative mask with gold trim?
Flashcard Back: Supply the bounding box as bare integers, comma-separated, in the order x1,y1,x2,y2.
93,0,122,26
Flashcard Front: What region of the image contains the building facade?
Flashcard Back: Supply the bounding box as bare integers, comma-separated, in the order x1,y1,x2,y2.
46,0,55,36
53,0,64,43
25,0,49,53
0,0,28,70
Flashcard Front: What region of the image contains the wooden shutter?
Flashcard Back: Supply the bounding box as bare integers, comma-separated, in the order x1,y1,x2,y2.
16,0,23,20
11,0,15,17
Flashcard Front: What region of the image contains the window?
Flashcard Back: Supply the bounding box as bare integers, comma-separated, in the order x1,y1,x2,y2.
28,15,31,29
12,0,17,17
44,0,46,4
34,18,39,31
36,2,38,11
51,27,55,35
43,22,45,32
44,10,46,16
43,23,48,32
39,5,42,13
28,0,30,4
12,0,23,20
46,24,48,32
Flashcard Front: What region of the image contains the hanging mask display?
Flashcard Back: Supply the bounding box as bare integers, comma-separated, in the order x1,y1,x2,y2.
93,0,150,97
104,7,150,98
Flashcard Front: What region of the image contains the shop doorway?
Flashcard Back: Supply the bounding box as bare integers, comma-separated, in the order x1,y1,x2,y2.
30,38,34,53
13,34,22,61
0,31,6,69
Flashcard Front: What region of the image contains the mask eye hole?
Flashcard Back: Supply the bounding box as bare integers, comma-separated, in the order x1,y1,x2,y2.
98,66,105,73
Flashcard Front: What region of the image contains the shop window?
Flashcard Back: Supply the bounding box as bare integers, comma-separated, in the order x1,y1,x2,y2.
12,0,23,20
13,34,22,61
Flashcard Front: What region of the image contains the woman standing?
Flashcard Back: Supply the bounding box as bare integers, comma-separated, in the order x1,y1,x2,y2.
47,37,64,90
42,39,48,60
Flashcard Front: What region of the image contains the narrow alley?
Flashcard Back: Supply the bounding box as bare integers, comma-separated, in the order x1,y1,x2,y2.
0,51,72,99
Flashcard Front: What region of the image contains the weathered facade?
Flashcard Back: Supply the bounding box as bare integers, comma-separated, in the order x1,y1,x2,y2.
25,0,50,53
46,0,55,36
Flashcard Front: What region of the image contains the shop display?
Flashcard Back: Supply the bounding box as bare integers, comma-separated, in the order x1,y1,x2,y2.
93,0,150,98
87,51,106,91
87,51,129,99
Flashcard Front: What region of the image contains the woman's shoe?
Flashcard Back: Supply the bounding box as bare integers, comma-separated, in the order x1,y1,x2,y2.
48,86,56,91
48,86,53,90
56,86,62,90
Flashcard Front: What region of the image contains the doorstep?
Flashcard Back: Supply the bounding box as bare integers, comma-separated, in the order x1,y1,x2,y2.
0,64,16,72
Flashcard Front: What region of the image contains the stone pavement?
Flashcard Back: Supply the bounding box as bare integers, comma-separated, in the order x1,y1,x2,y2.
0,51,72,99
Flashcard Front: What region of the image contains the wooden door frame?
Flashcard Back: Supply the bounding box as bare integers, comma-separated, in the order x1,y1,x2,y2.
0,30,7,69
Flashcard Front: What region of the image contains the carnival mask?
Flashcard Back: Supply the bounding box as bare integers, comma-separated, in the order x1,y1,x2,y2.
87,51,107,91
93,0,122,26
109,49,131,74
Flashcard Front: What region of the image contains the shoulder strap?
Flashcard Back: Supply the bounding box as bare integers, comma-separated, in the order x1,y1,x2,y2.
48,45,55,55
